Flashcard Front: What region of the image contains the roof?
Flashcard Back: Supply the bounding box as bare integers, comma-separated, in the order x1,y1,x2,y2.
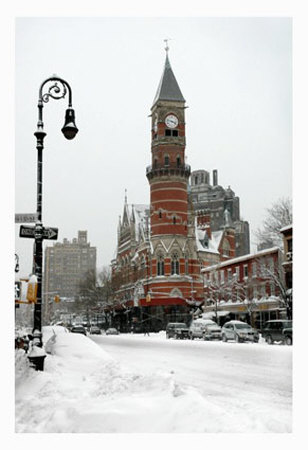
152,54,185,107
280,224,292,233
195,223,222,254
202,246,281,272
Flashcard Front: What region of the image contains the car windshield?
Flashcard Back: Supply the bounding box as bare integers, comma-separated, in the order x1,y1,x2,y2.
176,324,186,328
234,323,251,330
207,324,220,329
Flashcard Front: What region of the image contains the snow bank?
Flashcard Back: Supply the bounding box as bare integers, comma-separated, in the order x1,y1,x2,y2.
17,326,247,433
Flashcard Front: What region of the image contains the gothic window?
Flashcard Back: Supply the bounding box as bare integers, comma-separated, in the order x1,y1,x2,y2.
171,252,180,275
176,155,181,167
157,255,165,276
173,216,176,225
159,210,162,219
154,158,158,168
185,255,189,275
164,154,170,166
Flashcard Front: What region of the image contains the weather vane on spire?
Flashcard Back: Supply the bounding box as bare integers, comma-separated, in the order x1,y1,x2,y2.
164,38,170,54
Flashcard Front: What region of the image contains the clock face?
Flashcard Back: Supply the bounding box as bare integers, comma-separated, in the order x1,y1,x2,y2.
165,114,178,129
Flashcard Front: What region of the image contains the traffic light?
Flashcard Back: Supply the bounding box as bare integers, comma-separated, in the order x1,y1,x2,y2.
54,295,60,303
26,275,38,303
15,281,21,300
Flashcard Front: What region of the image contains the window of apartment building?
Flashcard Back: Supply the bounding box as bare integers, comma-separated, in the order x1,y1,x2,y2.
235,266,240,280
270,282,275,296
227,268,232,281
220,270,224,284
157,255,165,276
244,264,248,278
252,262,257,277
268,257,274,273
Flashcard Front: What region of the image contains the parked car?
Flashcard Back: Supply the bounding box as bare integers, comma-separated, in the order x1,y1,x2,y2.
89,326,101,335
261,320,293,345
189,319,222,340
70,325,87,336
105,328,119,335
221,320,259,343
166,322,189,339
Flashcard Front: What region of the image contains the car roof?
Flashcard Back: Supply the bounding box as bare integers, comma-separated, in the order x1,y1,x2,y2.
223,320,249,325
265,320,291,323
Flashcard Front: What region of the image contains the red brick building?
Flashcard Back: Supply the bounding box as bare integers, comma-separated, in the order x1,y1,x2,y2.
111,49,237,331
202,247,288,328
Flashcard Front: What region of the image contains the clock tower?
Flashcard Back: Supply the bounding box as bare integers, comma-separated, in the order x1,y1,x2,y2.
146,47,191,237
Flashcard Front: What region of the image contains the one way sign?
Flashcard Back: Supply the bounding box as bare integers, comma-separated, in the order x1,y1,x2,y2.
43,227,58,240
19,225,58,240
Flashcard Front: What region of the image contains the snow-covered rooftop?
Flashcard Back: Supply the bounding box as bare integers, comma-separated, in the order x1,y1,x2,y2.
202,246,281,271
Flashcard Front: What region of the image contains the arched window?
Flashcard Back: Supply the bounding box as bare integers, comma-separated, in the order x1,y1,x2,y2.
176,155,181,167
173,216,176,225
154,158,158,168
164,154,170,166
184,254,189,275
157,254,165,276
171,252,180,275
159,210,162,219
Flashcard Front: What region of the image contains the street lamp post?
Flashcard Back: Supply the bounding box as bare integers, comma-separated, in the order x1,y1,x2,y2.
32,77,78,335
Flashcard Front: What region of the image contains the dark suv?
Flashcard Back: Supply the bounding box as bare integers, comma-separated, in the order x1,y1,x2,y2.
166,322,189,339
261,320,293,345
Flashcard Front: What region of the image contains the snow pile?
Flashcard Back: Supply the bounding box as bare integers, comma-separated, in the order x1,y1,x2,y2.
16,326,249,433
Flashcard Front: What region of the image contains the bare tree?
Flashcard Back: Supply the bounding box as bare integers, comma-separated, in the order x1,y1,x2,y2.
255,197,292,249
256,257,292,319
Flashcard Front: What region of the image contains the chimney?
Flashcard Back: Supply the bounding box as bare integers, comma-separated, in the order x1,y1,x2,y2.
213,169,218,186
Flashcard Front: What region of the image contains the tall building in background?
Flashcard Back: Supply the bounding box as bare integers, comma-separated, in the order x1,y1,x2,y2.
189,169,250,256
44,230,96,306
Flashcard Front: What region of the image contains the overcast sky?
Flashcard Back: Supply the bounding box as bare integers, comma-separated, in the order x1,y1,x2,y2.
15,16,292,277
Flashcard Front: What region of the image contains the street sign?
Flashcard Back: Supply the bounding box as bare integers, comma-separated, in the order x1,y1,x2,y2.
19,225,35,238
19,225,58,240
15,213,38,223
43,227,58,240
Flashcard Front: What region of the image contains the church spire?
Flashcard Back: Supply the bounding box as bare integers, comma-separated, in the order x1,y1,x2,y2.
152,41,185,108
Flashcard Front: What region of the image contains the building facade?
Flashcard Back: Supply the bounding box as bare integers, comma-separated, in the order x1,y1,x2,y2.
43,230,96,321
111,49,241,331
190,169,250,256
280,224,292,318
202,246,287,328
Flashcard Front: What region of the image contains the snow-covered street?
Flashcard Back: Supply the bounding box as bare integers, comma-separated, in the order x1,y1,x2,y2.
15,326,292,434
92,332,292,432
